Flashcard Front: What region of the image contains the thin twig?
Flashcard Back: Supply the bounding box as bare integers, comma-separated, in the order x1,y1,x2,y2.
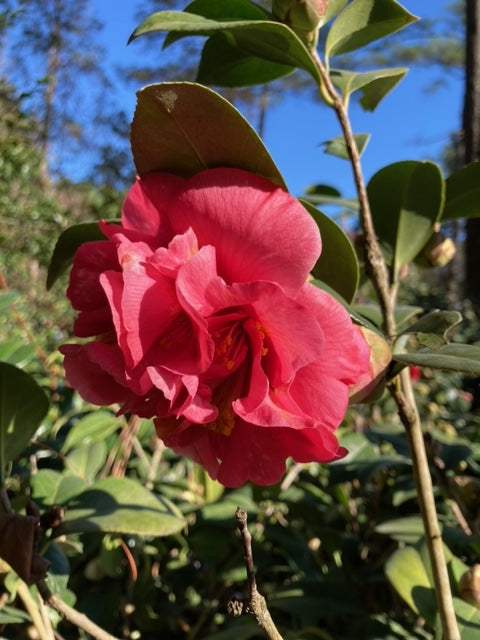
37,580,121,640
311,52,395,340
310,49,460,640
234,507,283,640
389,371,460,640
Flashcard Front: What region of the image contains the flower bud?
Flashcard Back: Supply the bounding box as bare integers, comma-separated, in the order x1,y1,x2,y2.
416,231,456,268
349,327,391,404
459,565,480,607
272,0,328,47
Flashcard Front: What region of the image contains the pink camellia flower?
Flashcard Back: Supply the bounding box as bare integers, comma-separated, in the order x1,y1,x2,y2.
60,168,371,487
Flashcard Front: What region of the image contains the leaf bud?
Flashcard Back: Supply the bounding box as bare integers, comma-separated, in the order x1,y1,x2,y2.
459,565,480,607
416,231,456,268
272,0,328,47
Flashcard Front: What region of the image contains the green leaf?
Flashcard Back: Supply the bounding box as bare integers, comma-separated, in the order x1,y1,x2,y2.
384,546,436,625
30,469,86,507
330,67,408,110
61,410,121,453
326,0,418,58
0,362,49,467
131,82,286,188
322,133,370,160
442,161,480,221
303,190,359,212
55,477,186,537
453,598,480,637
0,341,37,368
301,200,359,302
352,304,422,330
65,441,108,483
393,343,480,375
197,33,294,86
47,222,109,290
367,161,445,279
376,516,426,543
129,13,321,84
400,310,462,350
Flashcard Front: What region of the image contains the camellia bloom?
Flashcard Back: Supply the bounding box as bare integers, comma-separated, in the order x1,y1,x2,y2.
60,168,372,487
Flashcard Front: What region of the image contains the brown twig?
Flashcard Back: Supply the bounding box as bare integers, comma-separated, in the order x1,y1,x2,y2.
37,580,121,640
310,49,460,640
234,507,283,640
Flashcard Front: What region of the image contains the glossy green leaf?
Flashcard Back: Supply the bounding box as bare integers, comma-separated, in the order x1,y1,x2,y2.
330,67,408,110
0,341,37,368
129,13,321,84
47,222,109,289
323,0,349,24
442,161,480,221
0,362,49,466
61,410,121,453
376,516,426,543
322,133,370,160
326,0,418,58
393,343,480,374
452,598,480,637
131,83,286,188
385,546,436,625
367,161,445,279
197,33,294,86
301,200,359,302
303,189,359,212
400,310,462,350
55,477,186,537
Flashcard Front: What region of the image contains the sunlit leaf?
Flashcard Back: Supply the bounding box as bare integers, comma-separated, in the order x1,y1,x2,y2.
393,343,480,375
47,222,110,290
367,161,445,280
442,161,480,221
55,477,186,537
326,0,418,58
131,83,286,188
0,362,49,466
322,133,370,159
385,546,436,625
31,469,86,507
61,410,121,453
301,200,359,302
330,67,408,110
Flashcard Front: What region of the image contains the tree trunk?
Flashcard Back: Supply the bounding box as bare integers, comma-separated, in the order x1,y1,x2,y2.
464,0,480,303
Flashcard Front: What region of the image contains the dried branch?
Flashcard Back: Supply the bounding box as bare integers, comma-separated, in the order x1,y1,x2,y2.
233,507,283,640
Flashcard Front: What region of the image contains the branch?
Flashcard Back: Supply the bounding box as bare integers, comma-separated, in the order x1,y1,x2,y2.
233,507,283,640
37,580,121,640
311,51,460,640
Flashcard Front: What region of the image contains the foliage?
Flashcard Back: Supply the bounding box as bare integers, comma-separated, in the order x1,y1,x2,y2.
1,1,480,640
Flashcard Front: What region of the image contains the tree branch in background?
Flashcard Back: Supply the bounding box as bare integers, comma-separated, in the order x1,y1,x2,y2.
232,507,283,640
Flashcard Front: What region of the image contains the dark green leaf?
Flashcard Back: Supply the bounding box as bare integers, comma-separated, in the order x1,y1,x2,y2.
443,161,480,221
400,310,462,350
322,133,370,159
330,67,408,110
326,0,418,58
47,222,109,289
197,33,294,86
0,362,49,466
393,343,480,374
352,304,422,330
55,477,186,537
301,200,359,302
131,82,286,187
129,13,321,83
367,161,445,279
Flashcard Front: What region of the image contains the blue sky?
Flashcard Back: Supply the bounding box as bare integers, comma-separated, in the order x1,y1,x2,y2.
92,0,462,199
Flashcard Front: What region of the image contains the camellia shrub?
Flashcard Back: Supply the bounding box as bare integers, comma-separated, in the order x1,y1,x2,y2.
1,1,480,639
